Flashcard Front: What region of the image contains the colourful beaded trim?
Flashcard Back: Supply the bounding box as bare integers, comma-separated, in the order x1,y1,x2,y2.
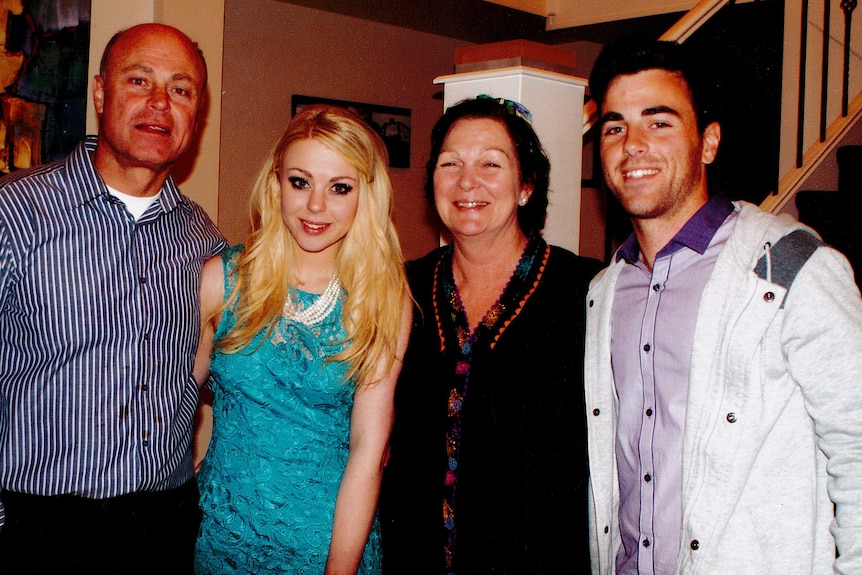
432,236,550,571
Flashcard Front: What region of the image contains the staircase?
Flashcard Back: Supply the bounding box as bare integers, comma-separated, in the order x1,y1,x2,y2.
796,145,862,284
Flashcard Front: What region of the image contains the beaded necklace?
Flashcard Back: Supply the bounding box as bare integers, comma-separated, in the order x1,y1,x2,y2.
432,235,549,573
282,274,342,327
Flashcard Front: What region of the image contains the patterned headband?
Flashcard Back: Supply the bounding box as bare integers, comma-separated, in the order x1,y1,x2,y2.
476,94,534,124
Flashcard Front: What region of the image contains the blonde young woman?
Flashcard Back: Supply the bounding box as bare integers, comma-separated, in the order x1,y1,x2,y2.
192,106,411,574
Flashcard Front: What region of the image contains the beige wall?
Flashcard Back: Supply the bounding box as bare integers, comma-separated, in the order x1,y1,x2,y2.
219,0,472,260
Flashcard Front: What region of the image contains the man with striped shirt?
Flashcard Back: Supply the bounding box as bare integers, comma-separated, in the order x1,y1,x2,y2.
0,23,226,573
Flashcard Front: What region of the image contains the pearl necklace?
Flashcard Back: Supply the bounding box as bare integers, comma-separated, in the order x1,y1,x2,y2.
282,274,342,327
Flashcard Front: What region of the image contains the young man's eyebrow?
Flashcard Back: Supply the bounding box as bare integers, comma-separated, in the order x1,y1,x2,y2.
599,111,624,125
643,105,681,117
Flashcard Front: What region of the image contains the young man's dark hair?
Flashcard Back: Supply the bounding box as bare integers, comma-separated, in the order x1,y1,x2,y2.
589,37,718,133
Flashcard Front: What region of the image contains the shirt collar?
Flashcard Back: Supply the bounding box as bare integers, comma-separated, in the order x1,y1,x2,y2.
616,195,735,264
67,136,188,214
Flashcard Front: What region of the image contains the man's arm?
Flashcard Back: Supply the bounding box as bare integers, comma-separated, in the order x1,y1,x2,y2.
783,246,862,574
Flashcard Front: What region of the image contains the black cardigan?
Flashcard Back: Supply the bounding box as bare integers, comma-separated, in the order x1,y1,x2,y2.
380,242,602,574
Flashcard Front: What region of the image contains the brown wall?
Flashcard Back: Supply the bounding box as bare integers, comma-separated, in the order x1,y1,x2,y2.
219,0,474,260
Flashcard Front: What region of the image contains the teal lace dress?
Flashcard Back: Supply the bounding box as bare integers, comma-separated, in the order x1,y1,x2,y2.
195,246,381,574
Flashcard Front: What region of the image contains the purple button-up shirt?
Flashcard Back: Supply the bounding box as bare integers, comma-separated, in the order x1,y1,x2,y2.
612,196,735,574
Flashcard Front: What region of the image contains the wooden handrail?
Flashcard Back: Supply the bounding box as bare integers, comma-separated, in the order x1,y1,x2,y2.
582,0,734,135
660,0,734,42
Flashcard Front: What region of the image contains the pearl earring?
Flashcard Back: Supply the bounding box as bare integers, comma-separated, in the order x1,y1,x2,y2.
519,196,527,206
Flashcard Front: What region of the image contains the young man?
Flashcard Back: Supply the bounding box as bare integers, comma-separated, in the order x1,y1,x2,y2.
585,38,862,574
0,23,226,573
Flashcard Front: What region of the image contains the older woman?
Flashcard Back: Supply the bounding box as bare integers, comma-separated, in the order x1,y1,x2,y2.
380,97,601,573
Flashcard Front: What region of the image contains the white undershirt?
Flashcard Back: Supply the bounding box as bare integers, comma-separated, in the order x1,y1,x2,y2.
106,186,160,220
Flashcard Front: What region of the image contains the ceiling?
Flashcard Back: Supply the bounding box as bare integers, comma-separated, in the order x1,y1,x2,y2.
278,0,685,46
485,0,697,30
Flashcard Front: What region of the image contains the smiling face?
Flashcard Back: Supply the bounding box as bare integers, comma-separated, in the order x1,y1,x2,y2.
279,138,360,266
93,24,206,193
599,68,720,231
433,117,531,243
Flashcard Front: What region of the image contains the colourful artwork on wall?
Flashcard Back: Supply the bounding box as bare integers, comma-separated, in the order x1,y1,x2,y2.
0,0,90,174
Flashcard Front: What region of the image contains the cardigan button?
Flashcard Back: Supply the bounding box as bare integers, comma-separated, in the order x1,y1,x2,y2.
589,299,594,307
764,291,775,302
593,408,600,416
604,525,609,534
690,539,700,550
726,412,737,423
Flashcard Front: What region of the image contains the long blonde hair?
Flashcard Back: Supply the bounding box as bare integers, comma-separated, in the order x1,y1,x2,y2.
217,105,408,388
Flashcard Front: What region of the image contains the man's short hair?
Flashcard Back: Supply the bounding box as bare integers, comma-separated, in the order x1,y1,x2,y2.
589,38,717,133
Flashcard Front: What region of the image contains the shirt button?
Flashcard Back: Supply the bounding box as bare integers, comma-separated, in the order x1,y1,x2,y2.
593,408,601,416
726,412,737,423
643,343,651,352
589,300,594,307
139,276,147,285
646,408,653,417
604,525,609,534
644,473,652,482
691,539,700,550
643,538,651,548
652,283,661,291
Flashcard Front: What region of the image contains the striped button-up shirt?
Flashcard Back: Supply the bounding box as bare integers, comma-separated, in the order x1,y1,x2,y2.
0,137,226,525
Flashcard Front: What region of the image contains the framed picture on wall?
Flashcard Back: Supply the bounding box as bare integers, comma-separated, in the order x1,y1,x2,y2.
292,95,411,168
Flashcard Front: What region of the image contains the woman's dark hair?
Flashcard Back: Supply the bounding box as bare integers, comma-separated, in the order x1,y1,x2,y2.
425,97,550,236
